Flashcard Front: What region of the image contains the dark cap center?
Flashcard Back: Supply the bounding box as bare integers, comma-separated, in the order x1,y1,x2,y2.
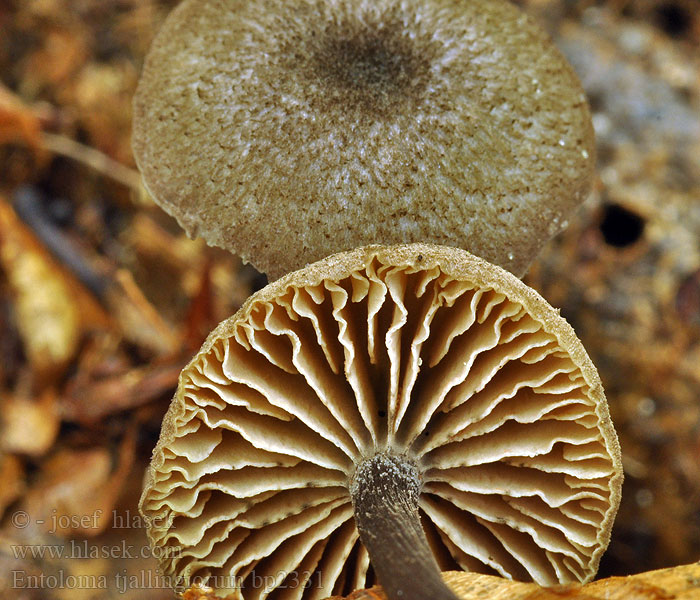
281,15,433,120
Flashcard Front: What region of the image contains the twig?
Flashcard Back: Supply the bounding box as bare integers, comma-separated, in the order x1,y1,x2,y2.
13,186,108,297
40,132,145,195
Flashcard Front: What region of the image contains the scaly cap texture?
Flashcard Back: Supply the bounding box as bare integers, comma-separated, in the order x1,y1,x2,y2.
133,0,595,279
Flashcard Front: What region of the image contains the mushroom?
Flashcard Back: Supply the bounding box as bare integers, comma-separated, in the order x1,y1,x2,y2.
140,243,622,600
132,0,595,280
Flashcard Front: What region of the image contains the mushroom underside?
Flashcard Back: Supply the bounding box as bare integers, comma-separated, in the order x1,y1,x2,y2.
140,245,621,599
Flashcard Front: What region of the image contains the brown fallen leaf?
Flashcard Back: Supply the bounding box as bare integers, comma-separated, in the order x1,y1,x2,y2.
0,453,25,518
320,564,700,600
327,589,386,600
0,388,59,456
21,426,136,539
175,565,700,600
61,356,184,424
181,585,235,600
0,83,44,153
104,268,180,356
20,26,88,93
182,258,216,352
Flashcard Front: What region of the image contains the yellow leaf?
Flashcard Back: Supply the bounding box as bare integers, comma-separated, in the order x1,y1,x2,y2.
0,197,108,379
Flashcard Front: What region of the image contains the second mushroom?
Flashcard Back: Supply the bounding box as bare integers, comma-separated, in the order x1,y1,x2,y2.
132,0,595,280
140,244,622,600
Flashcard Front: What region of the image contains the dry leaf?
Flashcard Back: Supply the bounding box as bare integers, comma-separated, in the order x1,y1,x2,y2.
182,259,215,351
0,453,25,517
22,428,136,539
104,268,179,356
327,589,386,600
61,357,184,424
182,585,235,600
0,197,80,375
320,564,700,600
0,197,108,380
9,188,177,357
0,84,44,152
22,447,114,538
0,389,59,456
21,27,88,93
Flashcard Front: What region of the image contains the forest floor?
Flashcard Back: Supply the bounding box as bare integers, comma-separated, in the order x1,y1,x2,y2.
0,0,699,598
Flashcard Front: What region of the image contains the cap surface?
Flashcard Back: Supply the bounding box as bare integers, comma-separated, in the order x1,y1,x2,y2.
133,0,595,279
141,243,621,597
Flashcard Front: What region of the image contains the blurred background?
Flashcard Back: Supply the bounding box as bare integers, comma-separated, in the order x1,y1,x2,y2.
0,0,699,597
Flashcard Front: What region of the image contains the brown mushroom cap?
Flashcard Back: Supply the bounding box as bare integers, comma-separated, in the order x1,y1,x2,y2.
133,0,595,280
140,243,621,597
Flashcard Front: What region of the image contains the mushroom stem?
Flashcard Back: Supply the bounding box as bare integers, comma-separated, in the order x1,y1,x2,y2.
350,453,458,600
